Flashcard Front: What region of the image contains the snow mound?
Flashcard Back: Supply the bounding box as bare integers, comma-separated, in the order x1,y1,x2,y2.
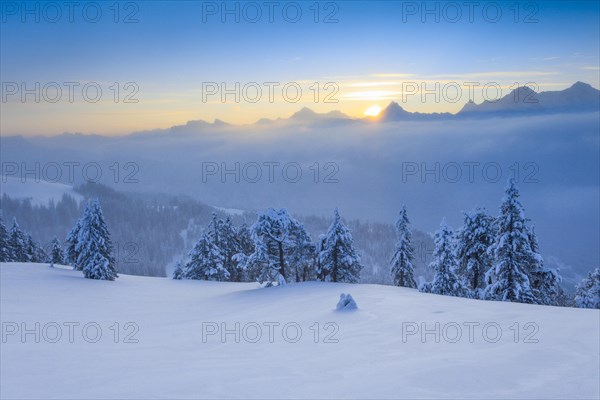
336,293,358,311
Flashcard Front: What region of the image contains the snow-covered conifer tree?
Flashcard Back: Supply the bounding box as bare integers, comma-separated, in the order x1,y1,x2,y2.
50,237,66,266
220,217,245,282
172,261,184,280
319,209,363,283
574,268,600,309
243,209,292,286
233,224,254,282
484,180,535,303
8,218,28,262
65,218,82,268
241,208,311,286
455,208,494,296
315,235,327,281
207,212,222,247
233,223,255,282
0,215,10,262
526,226,563,305
76,200,118,280
25,234,38,262
289,222,316,282
183,233,229,281
424,219,465,296
390,206,417,288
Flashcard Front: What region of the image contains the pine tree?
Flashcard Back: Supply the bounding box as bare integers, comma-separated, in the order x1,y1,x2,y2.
234,223,255,281
33,242,47,263
65,218,82,268
183,233,229,281
220,217,244,282
172,261,184,280
242,209,293,286
390,206,417,288
245,239,276,285
574,268,600,309
319,209,363,283
25,234,37,262
315,235,327,281
206,212,222,246
8,218,28,262
484,180,535,303
50,237,66,266
289,222,316,282
526,226,563,305
424,219,465,296
0,214,10,262
240,208,313,286
76,200,118,280
455,208,494,297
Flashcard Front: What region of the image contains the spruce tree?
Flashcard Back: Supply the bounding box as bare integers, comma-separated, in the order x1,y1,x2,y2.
575,268,600,309
319,208,363,283
424,219,465,297
240,208,314,286
526,226,563,305
484,180,535,303
315,235,327,281
390,206,417,288
76,200,118,280
243,209,288,285
50,237,66,266
65,218,82,268
183,233,229,281
455,208,494,297
234,223,255,281
0,215,10,262
8,218,28,262
25,234,37,262
289,222,316,282
220,217,244,282
172,261,184,280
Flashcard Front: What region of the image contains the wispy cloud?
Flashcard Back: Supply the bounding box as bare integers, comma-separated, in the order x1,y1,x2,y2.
370,73,416,78
430,71,559,79
529,56,561,61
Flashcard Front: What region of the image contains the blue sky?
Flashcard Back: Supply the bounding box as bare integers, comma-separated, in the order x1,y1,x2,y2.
1,0,599,134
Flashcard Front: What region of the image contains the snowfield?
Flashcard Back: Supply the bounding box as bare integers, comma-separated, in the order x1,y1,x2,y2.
0,176,83,206
1,262,598,399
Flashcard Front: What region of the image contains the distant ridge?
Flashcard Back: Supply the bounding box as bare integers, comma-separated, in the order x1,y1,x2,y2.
456,82,600,116
153,82,600,131
3,82,596,138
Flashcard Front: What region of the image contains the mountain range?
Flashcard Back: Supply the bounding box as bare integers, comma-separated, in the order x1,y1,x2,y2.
160,81,600,131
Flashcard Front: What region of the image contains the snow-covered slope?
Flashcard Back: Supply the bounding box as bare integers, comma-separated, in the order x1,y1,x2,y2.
1,262,598,399
0,176,83,206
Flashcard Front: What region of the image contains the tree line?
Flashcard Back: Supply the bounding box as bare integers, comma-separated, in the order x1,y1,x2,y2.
173,208,363,286
1,180,598,308
172,179,599,308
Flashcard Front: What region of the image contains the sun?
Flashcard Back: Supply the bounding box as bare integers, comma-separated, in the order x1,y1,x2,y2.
364,105,382,117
